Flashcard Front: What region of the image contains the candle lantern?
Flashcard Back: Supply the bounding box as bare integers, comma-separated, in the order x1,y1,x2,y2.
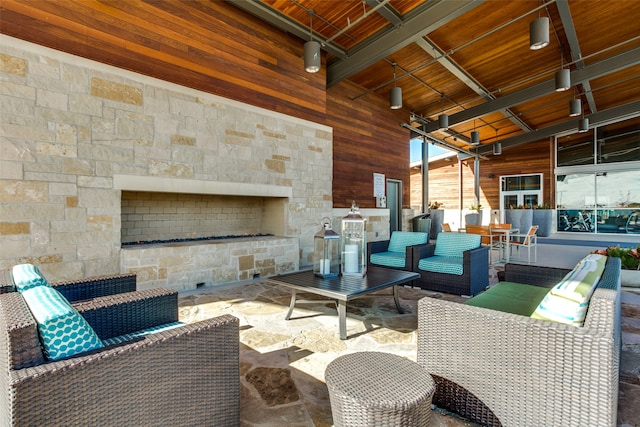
341,201,367,276
313,217,340,278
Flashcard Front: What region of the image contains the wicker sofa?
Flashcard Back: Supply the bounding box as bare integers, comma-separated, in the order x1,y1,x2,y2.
411,232,489,296
417,257,622,427
0,270,240,426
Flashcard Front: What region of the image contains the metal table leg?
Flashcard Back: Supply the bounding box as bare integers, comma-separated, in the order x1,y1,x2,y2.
393,286,404,314
285,289,297,320
338,300,347,340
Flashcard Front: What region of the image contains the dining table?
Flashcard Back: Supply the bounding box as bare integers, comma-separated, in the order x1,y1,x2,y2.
490,226,519,263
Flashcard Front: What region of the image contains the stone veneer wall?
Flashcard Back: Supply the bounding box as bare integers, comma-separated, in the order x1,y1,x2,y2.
0,36,332,284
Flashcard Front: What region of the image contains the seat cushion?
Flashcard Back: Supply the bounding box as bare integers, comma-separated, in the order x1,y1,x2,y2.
21,285,104,361
387,231,429,253
464,281,550,316
434,233,481,257
418,255,464,275
103,321,185,346
370,251,406,268
11,263,51,292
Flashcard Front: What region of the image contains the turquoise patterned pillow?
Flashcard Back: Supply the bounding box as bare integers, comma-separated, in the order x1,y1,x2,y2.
21,285,104,361
11,263,50,292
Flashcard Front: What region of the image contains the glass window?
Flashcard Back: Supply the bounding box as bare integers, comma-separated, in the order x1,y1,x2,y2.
597,117,640,164
557,131,594,167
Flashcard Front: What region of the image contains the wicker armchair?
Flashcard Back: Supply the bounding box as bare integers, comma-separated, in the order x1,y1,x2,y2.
411,234,489,296
0,284,240,426
417,258,621,427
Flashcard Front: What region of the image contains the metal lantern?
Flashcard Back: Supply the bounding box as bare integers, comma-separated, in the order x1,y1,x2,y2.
313,217,340,278
341,201,367,276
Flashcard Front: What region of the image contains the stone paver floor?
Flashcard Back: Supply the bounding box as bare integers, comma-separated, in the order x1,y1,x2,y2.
178,276,640,427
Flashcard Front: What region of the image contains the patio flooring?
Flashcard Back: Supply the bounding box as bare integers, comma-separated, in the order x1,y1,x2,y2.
178,241,639,427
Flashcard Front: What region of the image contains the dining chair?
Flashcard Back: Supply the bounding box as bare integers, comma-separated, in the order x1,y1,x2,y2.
508,225,539,264
442,223,452,232
489,223,511,263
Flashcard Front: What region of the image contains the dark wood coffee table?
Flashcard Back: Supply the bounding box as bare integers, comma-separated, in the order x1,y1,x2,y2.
267,266,419,339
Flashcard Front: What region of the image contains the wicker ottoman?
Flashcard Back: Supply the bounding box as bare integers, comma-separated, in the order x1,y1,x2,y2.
325,351,435,427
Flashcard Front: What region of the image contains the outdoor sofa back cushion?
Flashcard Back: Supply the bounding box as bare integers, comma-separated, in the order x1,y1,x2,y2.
11,263,51,292
531,254,607,326
21,285,104,361
434,232,481,258
387,231,429,253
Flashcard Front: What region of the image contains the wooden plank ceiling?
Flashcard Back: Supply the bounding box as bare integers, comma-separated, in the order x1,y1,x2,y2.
236,0,640,154
2,0,639,155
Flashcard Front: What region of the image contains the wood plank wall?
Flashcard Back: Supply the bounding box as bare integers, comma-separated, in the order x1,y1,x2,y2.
411,139,554,210
327,80,411,209
0,0,412,209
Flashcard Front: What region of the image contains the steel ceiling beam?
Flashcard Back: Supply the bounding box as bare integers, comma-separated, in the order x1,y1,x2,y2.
402,123,490,160
365,0,403,27
556,0,598,113
326,0,482,87
415,37,532,132
420,46,640,133
475,100,640,155
228,0,347,59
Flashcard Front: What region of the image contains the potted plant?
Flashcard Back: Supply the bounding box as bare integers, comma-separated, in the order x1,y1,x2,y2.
505,204,533,239
592,245,640,287
428,201,444,239
465,204,482,226
532,203,553,237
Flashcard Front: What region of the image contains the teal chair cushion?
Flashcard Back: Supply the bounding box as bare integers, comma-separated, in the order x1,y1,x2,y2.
370,252,406,268
387,231,429,253
434,233,481,258
103,322,185,346
418,256,464,275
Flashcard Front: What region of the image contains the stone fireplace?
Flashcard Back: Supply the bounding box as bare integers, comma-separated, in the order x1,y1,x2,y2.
0,38,331,289
116,175,299,291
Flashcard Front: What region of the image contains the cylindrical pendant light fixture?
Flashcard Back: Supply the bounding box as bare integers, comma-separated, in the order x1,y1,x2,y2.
390,86,402,109
578,117,589,133
493,142,502,156
530,17,549,50
555,68,570,91
470,131,480,145
304,41,321,73
304,10,320,73
390,63,402,109
438,113,448,130
569,99,581,117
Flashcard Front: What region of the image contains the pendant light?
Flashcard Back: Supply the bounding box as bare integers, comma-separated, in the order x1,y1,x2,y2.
569,99,581,117
304,11,320,73
390,63,402,109
529,16,549,50
470,120,480,145
493,129,501,155
555,53,570,92
578,117,589,133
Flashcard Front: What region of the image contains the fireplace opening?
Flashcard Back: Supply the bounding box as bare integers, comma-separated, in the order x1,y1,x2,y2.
120,191,287,245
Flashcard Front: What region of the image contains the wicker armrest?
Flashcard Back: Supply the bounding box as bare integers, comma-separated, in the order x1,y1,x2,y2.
504,263,570,287
74,288,178,340
52,273,137,302
0,272,137,301
6,314,240,426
